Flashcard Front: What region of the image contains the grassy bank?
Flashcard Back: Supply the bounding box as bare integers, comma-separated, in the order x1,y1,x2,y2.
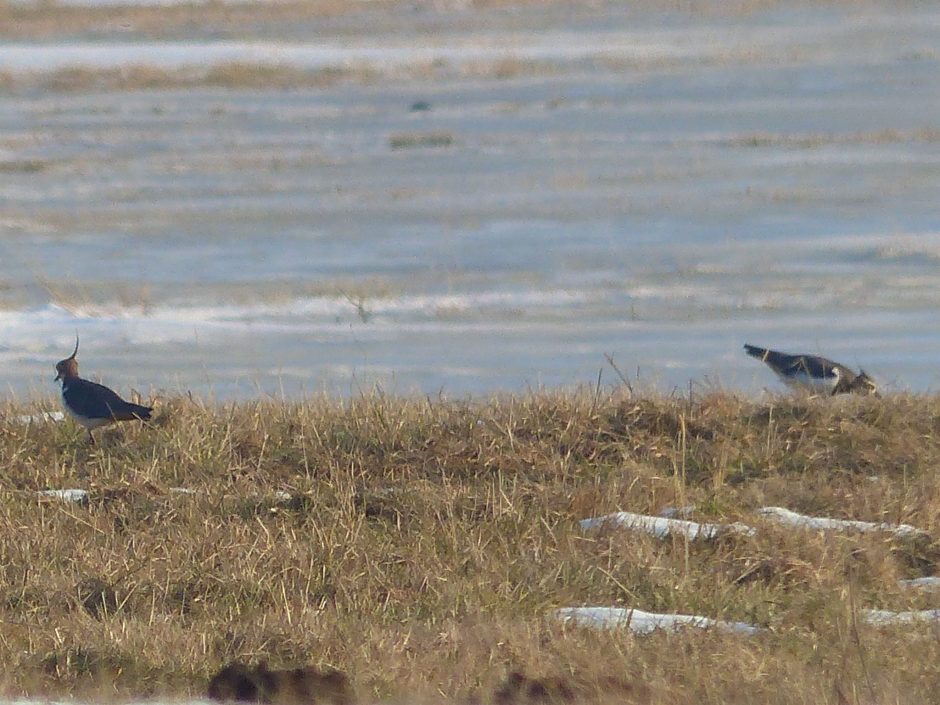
1,390,940,703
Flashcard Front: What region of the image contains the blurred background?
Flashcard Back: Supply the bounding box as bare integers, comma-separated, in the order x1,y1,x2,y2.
0,0,938,399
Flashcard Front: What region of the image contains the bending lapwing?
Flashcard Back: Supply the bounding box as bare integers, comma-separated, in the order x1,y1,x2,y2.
744,343,878,396
54,337,152,443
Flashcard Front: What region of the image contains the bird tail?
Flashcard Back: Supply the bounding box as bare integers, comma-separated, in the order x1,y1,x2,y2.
743,344,769,360
112,403,152,421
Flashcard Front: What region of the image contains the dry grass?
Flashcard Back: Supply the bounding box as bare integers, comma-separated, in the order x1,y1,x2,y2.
14,63,375,93
4,57,562,93
1,390,940,703
37,277,154,315
728,129,940,149
388,131,457,150
0,0,578,42
1,0,921,93
0,0,384,40
0,0,918,41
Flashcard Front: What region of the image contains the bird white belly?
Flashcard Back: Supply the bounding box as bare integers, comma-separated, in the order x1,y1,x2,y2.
61,390,111,430
778,370,838,393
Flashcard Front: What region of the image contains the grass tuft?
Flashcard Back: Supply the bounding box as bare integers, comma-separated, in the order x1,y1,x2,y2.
1,390,940,702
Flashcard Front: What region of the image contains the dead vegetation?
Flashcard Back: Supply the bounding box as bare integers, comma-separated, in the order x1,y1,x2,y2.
0,0,378,41
0,0,916,42
4,58,559,93
1,390,940,703
11,64,374,94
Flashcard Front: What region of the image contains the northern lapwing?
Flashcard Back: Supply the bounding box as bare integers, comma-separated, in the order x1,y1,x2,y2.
744,343,878,396
54,337,153,444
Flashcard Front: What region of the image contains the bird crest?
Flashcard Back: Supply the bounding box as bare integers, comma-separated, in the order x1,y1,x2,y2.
54,335,80,382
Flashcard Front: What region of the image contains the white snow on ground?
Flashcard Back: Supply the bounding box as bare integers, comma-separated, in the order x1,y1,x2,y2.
555,605,940,633
863,609,940,626
1,10,931,73
900,577,940,589
37,489,89,504
758,506,926,538
553,607,762,635
658,505,696,519
0,292,589,350
579,510,755,540
15,411,65,424
0,34,713,74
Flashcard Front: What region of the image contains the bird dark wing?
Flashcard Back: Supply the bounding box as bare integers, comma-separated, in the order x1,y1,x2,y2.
63,379,152,420
744,345,804,374
744,344,839,379
744,344,802,372
780,355,839,380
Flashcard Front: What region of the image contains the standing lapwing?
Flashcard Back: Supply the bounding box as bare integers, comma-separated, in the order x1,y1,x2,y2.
744,343,878,396
54,337,153,444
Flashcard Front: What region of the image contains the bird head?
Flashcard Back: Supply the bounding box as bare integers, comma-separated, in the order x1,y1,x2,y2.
54,336,80,382
850,369,879,397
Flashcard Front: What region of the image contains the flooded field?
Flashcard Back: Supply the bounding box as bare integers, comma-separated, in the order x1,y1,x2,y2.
1,0,939,399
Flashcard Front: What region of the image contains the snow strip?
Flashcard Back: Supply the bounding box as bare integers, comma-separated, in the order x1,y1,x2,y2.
0,33,724,74
38,489,89,504
15,411,65,425
553,607,762,635
0,292,589,347
900,577,940,589
862,609,940,626
658,504,696,519
579,511,755,540
758,507,926,538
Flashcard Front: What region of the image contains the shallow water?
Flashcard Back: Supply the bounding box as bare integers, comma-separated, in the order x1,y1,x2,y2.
1,2,939,399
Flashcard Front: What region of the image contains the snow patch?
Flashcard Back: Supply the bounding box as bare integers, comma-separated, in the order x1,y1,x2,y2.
38,489,89,505
658,504,696,519
0,290,589,348
863,609,940,626
15,411,65,425
758,506,926,538
0,33,722,75
553,607,762,635
899,577,940,589
579,510,755,540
